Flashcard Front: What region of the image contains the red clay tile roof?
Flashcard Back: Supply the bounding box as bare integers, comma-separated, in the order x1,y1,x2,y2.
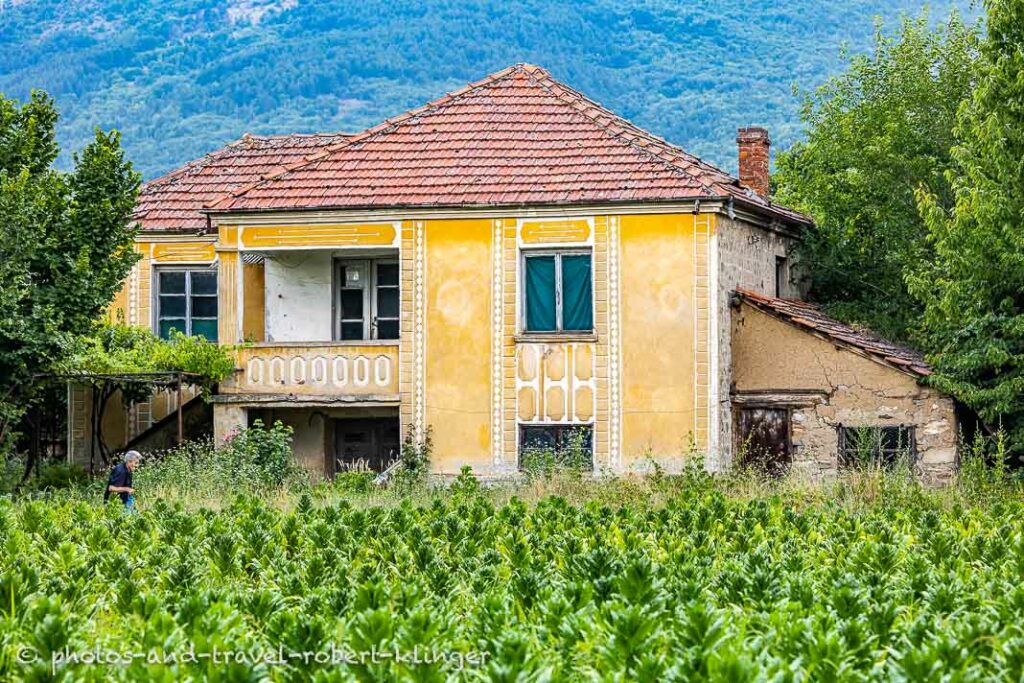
204,64,810,225
734,288,932,377
135,133,351,232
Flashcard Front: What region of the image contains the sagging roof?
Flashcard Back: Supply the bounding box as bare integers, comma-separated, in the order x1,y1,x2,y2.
134,133,351,232
733,288,932,378
186,64,810,225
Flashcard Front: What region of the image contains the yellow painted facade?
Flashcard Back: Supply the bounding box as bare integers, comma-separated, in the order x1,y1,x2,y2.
90,211,723,475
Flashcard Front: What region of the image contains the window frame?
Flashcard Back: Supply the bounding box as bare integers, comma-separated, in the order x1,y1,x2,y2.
520,248,594,334
153,266,219,341
838,424,917,469
517,423,595,471
333,257,400,342
775,255,789,298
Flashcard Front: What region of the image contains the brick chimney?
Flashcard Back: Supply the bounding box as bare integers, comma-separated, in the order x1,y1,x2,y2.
737,127,771,199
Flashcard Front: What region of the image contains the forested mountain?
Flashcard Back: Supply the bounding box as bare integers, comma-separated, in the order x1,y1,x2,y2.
0,0,973,179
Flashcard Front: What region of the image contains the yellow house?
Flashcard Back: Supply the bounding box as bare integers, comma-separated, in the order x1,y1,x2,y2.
76,64,960,480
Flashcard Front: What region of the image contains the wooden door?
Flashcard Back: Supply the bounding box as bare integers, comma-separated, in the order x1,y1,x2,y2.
736,408,791,477
333,418,400,473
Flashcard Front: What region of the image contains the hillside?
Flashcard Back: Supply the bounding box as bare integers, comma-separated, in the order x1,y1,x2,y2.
0,0,974,179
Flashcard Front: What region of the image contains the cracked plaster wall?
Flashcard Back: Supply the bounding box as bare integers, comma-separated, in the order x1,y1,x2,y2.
731,303,957,483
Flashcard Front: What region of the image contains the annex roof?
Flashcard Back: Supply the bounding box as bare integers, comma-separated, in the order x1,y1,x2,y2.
134,133,351,232
203,64,809,225
734,288,931,378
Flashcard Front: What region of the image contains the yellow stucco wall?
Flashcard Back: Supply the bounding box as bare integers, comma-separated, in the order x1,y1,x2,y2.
618,213,703,464
423,219,493,471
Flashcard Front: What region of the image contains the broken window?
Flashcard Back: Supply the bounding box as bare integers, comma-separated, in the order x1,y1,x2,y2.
838,425,916,468
775,255,788,298
335,258,400,341
523,250,593,333
155,268,218,341
519,424,593,470
736,407,791,477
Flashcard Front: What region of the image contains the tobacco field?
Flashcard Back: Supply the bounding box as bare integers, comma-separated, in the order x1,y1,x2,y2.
2,481,1024,681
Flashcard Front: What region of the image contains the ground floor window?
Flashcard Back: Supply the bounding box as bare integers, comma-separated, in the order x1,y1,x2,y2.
838,425,916,468
736,407,791,477
519,424,593,471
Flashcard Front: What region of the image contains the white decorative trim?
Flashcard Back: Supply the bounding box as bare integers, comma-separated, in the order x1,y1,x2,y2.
708,229,720,471
515,216,595,248
413,220,427,440
607,216,622,469
514,343,595,424
491,219,504,466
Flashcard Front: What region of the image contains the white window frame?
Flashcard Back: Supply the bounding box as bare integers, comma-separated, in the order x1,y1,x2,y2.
333,258,400,341
520,248,594,334
153,266,218,339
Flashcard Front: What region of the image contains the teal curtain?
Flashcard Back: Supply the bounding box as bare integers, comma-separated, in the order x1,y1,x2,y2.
562,255,593,331
525,256,556,331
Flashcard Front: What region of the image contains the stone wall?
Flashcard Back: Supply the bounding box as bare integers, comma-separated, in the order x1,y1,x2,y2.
731,303,958,483
714,214,797,468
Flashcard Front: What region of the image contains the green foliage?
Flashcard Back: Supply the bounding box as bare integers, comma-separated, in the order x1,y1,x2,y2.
72,322,237,389
2,476,1024,679
391,427,433,489
0,0,976,179
139,420,304,496
775,12,979,340
0,90,140,453
910,0,1024,452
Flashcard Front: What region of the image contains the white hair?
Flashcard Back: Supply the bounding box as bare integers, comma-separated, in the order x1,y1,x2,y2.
124,450,142,463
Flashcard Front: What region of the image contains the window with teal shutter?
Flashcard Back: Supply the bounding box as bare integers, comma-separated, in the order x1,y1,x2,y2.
523,251,592,333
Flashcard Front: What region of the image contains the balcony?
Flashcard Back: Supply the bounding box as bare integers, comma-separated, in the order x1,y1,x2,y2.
219,343,400,404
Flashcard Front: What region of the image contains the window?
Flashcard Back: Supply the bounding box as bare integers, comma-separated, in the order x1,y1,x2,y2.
519,425,593,470
335,259,400,341
156,269,218,341
775,256,788,298
523,251,593,333
838,425,916,468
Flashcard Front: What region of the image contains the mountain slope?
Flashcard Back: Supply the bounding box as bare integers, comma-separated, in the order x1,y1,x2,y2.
0,0,974,178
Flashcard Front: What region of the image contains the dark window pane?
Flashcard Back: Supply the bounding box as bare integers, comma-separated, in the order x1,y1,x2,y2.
377,263,399,287
525,256,557,332
561,254,593,331
159,295,186,318
340,289,364,319
158,319,186,340
376,320,399,340
521,427,557,450
191,271,217,294
159,271,186,294
519,425,593,470
191,319,218,342
376,287,399,318
191,296,218,318
341,321,364,340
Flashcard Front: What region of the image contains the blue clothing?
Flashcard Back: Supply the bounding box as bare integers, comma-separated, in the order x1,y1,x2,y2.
104,462,133,505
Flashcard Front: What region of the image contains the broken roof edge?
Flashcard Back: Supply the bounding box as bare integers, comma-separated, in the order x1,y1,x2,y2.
732,288,932,379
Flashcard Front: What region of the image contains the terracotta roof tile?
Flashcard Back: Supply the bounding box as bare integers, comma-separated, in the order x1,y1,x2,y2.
134,133,351,232
202,64,809,224
734,288,932,377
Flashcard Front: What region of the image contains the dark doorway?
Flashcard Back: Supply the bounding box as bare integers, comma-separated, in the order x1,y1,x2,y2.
333,418,400,473
736,407,791,477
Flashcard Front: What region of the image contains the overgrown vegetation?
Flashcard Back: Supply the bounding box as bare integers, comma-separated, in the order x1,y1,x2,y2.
0,91,140,459
2,449,1024,680
775,11,979,340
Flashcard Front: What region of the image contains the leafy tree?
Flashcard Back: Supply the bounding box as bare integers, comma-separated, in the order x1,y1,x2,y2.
774,13,979,340
69,323,237,468
910,0,1024,451
0,90,140,455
